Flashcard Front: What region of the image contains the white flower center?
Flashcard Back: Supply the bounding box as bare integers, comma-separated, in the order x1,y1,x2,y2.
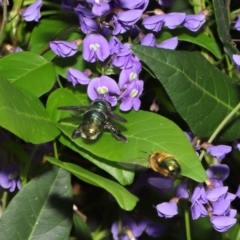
129,72,137,81
90,43,100,52
97,86,108,94
130,89,138,98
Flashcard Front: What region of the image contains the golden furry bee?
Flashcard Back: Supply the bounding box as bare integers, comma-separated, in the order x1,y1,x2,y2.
148,151,181,177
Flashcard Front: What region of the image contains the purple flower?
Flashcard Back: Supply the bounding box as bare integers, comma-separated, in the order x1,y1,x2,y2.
142,15,165,32
83,34,110,63
183,13,206,32
156,37,178,49
175,180,189,199
191,201,208,220
117,0,149,11
109,36,123,55
148,176,173,193
87,76,120,106
87,0,110,16
210,216,237,232
158,0,172,6
207,145,232,161
164,12,186,29
138,219,166,237
49,41,78,58
191,183,207,204
140,33,156,47
206,186,228,202
0,163,21,192
67,68,90,86
156,201,178,218
233,54,240,72
234,15,240,31
212,200,230,216
119,67,141,89
111,43,140,70
22,0,42,22
236,184,240,198
74,4,98,34
111,217,144,240
61,0,78,10
117,9,143,28
206,164,229,181
119,80,144,111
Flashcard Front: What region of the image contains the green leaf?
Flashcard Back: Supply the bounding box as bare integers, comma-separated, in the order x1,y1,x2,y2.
46,88,206,182
29,17,79,60
131,45,240,141
0,77,60,144
59,134,135,186
46,156,138,211
73,213,93,240
0,52,55,97
0,166,72,240
212,0,230,43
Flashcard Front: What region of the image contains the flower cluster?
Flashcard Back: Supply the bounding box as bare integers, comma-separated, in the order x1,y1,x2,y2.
111,216,166,239
21,0,207,112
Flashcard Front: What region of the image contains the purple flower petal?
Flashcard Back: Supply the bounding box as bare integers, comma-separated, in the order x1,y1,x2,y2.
206,164,229,181
140,33,156,47
156,37,178,49
191,201,208,220
210,216,237,232
148,177,173,193
183,13,206,32
83,34,110,62
156,202,178,218
50,41,78,58
175,180,189,199
207,145,232,161
191,183,207,203
142,15,165,32
67,68,90,86
234,15,240,31
164,12,186,29
212,200,230,215
22,0,42,22
206,186,228,202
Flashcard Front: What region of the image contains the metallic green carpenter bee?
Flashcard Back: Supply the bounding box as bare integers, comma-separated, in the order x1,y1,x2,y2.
58,98,128,142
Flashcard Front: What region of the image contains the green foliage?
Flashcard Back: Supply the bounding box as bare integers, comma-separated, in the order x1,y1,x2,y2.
0,166,72,239
46,156,138,211
132,45,240,141
0,52,56,97
0,77,60,144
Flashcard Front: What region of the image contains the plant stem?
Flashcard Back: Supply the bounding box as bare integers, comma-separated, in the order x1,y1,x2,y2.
1,191,8,213
199,102,240,161
184,206,191,240
0,0,8,44
53,141,58,159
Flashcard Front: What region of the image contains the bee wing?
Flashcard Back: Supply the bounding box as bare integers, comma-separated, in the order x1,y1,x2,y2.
118,158,148,171
58,106,88,114
109,111,127,123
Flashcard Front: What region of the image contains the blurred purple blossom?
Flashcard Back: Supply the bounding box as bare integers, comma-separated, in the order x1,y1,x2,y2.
206,164,229,182
183,13,206,32
175,180,189,199
234,15,240,31
61,0,78,9
164,12,186,29
206,186,228,202
156,201,178,218
111,217,144,240
207,145,232,161
87,0,110,16
191,201,208,220
117,0,149,11
22,0,42,22
142,15,165,32
157,0,173,6
210,216,237,232
67,68,91,86
49,41,78,58
191,183,207,204
87,76,120,106
148,176,173,193
83,34,110,62
138,219,167,237
233,54,240,72
119,79,144,111
0,163,21,192
156,37,178,49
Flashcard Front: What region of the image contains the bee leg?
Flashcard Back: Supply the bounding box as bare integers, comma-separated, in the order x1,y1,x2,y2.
71,126,82,139
104,122,128,142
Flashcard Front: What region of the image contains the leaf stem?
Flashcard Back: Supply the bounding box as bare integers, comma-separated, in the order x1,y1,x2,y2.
0,0,8,44
199,102,240,161
1,191,8,213
184,205,191,240
53,141,58,160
